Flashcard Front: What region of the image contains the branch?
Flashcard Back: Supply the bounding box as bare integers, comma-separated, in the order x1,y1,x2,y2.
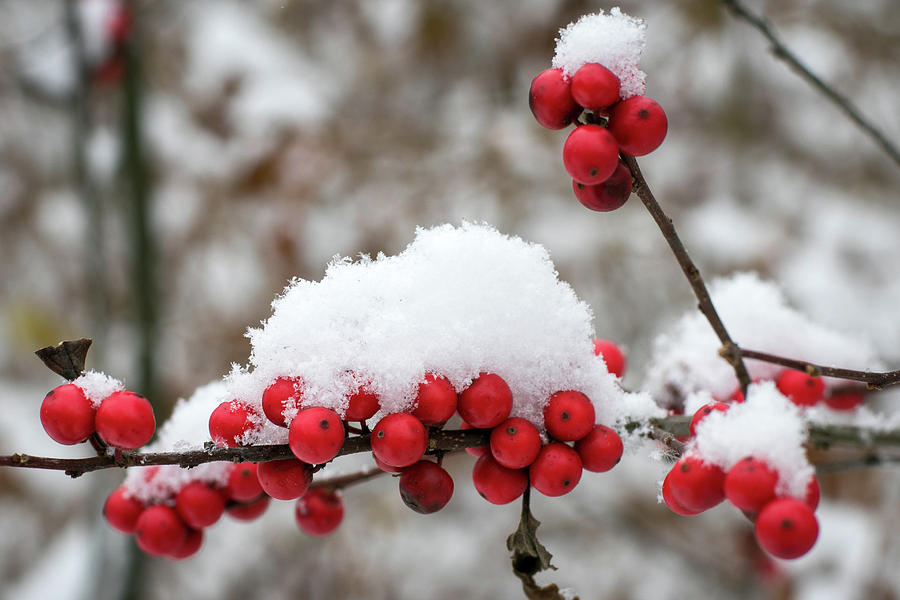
623,155,752,395
721,0,900,169
311,466,386,490
732,347,900,390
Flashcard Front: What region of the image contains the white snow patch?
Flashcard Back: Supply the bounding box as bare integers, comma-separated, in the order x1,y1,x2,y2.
72,370,124,409
552,8,647,98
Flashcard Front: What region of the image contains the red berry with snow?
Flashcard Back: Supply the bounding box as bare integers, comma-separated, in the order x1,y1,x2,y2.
608,96,668,156
104,486,145,533
289,406,345,464
530,443,583,497
399,460,455,514
689,402,730,437
261,377,303,427
563,125,620,185
95,390,156,449
460,420,489,458
593,339,626,378
256,459,313,500
168,527,203,560
724,457,778,514
411,373,458,426
667,455,726,512
755,498,819,559
209,401,257,448
472,454,528,505
490,417,542,469
458,373,513,429
226,496,270,521
371,413,428,468
295,488,344,536
40,384,96,445
574,424,623,472
544,390,595,442
571,63,621,111
824,391,864,411
776,370,825,407
572,160,632,212
345,385,380,421
662,471,702,516
134,505,188,557
225,462,264,502
529,68,581,130
175,481,226,529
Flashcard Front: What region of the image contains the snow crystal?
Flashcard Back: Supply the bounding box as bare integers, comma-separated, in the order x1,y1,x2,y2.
692,381,813,498
235,222,656,435
642,272,882,405
552,9,647,99
72,370,123,409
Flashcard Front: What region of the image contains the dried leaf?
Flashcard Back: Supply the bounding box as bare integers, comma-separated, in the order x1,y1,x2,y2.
34,338,92,381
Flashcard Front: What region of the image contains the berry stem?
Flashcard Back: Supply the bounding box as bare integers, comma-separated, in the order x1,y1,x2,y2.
730,347,900,390
622,155,753,397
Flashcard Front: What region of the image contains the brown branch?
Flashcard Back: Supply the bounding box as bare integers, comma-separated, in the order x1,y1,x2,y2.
721,0,900,169
733,347,900,390
623,155,752,396
311,466,386,490
0,428,491,478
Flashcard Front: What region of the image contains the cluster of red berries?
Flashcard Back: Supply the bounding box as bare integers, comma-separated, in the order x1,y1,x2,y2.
663,453,821,560
529,64,667,212
40,383,155,449
103,463,343,559
710,369,863,412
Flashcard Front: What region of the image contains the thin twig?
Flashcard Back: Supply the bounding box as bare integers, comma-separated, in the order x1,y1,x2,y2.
734,347,900,390
623,155,752,396
721,0,900,169
311,466,386,490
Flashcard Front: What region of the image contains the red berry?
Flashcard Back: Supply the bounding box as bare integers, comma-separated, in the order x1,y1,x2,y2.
667,455,726,512
288,406,345,464
724,457,778,514
40,384,96,445
256,459,313,500
530,443,583,497
574,424,623,472
490,417,542,469
776,370,825,407
593,339,626,378
168,527,203,560
563,125,620,185
225,462,264,502
95,390,156,449
371,413,428,468
345,385,380,421
472,454,528,505
226,495,270,521
571,63,621,110
134,505,187,557
411,374,458,426
374,455,404,473
261,377,303,427
175,481,226,529
804,476,820,510
573,161,632,212
754,498,819,559
824,391,864,411
398,460,454,514
458,373,513,429
662,471,702,516
295,488,344,536
608,96,668,156
689,402,730,437
529,68,580,130
460,420,488,458
729,387,746,403
209,401,257,448
104,486,145,533
544,390,595,442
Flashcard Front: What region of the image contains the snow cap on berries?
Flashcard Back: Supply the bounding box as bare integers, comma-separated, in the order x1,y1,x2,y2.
692,381,813,499
72,370,124,409
551,8,647,99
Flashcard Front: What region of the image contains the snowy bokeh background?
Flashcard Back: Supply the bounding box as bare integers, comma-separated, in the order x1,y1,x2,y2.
1,1,898,599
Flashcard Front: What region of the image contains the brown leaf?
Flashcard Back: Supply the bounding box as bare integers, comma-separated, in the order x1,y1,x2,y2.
34,338,92,381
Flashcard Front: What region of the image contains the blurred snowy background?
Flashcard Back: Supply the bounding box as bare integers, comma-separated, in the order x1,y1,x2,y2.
0,0,898,599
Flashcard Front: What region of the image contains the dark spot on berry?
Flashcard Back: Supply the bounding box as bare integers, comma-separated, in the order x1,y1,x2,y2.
507,426,517,435
377,430,385,439
576,183,584,190
806,379,815,387
781,519,794,530
561,411,570,421
562,479,571,487
319,419,329,429
589,168,598,176
680,462,691,473
702,408,712,415
638,109,650,119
